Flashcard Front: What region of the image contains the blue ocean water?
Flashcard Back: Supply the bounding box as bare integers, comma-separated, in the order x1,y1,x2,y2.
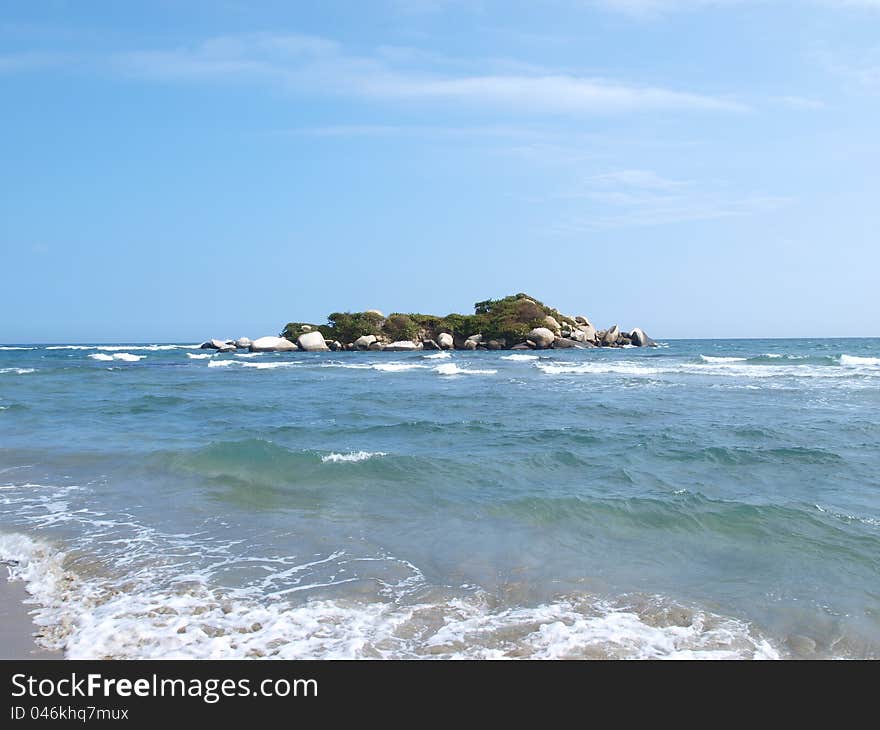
1,339,878,659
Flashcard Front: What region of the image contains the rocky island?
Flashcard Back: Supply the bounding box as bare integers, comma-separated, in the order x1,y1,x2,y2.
200,292,657,353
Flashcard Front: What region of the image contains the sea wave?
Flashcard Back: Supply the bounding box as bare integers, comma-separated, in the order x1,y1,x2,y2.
0,368,36,375
88,353,144,362
207,360,234,368
372,362,427,372
501,354,538,361
321,451,387,464
187,353,213,359
0,346,35,351
0,531,779,660
435,363,497,376
422,352,451,360
48,344,198,351
536,358,879,380
700,355,748,363
240,362,300,370
839,354,880,366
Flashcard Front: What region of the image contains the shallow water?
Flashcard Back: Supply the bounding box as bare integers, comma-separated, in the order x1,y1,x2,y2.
1,338,878,658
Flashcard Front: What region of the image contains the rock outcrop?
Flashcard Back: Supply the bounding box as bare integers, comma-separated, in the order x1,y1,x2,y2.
629,328,656,348
353,335,377,350
250,336,297,352
384,341,421,351
240,293,659,354
296,331,330,352
528,327,556,349
201,338,234,350
602,325,620,347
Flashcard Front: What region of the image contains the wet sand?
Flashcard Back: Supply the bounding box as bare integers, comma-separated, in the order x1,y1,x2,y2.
0,572,63,659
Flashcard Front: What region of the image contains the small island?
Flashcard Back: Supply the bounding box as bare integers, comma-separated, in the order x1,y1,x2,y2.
200,293,657,353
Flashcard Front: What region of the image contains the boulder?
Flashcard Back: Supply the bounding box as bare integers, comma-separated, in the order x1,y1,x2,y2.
574,315,592,326
463,340,478,351
201,338,231,350
437,333,454,350
543,316,561,334
552,337,586,349
422,339,440,350
577,323,598,342
234,337,252,350
296,331,330,352
250,336,298,352
511,343,532,350
353,335,377,350
527,327,556,349
630,328,657,347
328,340,343,352
368,341,385,351
486,339,506,350
384,341,421,352
602,325,620,347
217,345,237,353
466,334,483,344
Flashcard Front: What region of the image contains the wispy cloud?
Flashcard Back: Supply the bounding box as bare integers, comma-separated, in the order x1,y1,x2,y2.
550,167,789,229
0,51,70,73
592,0,880,17
112,32,748,114
773,95,827,109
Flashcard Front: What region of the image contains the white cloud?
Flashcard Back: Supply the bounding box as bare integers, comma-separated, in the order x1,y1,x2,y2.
0,51,70,73
550,167,789,229
115,33,748,115
773,95,826,109
585,169,690,189
593,0,880,16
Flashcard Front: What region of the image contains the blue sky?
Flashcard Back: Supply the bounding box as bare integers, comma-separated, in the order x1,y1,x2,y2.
2,1,878,342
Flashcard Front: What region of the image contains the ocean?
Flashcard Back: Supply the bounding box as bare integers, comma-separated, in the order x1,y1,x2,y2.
1,338,878,659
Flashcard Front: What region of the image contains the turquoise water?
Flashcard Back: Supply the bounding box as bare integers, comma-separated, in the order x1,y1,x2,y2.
1,339,878,658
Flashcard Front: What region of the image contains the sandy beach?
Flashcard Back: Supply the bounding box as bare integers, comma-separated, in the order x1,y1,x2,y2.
0,571,62,659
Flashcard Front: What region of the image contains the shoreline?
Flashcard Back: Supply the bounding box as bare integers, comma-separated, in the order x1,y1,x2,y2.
0,571,63,660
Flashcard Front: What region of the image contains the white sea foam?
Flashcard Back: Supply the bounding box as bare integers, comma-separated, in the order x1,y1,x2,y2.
422,352,451,360
48,344,198,351
0,346,35,350
319,362,373,370
207,360,234,368
501,354,538,361
187,353,213,359
700,355,748,363
321,451,387,464
88,353,144,362
0,531,779,659
536,359,875,381
234,353,261,358
240,362,299,370
0,368,36,375
435,363,497,376
815,504,880,528
839,354,880,366
372,362,426,373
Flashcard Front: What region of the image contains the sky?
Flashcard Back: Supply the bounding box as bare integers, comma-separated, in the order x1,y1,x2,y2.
1,0,879,342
